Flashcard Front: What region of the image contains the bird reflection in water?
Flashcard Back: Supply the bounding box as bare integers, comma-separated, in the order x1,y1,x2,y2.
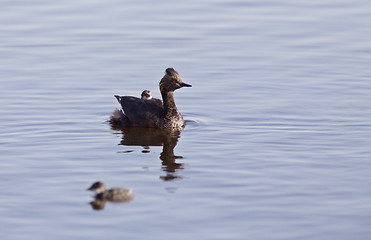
111,122,184,181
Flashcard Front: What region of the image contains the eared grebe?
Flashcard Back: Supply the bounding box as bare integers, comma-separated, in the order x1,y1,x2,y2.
141,90,152,100
112,68,191,129
87,182,133,202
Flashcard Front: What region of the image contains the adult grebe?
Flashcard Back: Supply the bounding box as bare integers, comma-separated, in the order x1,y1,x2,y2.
111,68,191,129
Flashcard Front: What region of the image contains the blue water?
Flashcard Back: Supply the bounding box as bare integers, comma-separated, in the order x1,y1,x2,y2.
1,0,371,239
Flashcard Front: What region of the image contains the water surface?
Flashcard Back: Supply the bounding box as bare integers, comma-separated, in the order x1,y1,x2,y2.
1,0,371,239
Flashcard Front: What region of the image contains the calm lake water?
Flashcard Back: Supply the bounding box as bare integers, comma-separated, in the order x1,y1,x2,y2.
1,0,371,239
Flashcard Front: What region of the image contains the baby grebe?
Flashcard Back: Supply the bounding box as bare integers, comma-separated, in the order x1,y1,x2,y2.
112,68,191,129
87,181,133,202
141,90,152,100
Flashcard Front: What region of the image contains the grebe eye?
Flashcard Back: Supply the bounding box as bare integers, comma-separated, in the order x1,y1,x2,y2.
173,80,176,83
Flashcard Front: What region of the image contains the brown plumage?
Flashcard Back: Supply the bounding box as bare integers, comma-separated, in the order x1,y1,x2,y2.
111,68,191,129
87,181,133,202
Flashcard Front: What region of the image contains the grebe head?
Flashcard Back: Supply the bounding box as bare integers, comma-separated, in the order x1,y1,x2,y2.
141,90,152,100
87,181,106,194
159,68,192,93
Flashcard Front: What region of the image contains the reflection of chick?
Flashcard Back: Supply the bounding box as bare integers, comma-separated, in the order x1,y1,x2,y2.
141,90,152,100
87,182,133,202
89,199,106,210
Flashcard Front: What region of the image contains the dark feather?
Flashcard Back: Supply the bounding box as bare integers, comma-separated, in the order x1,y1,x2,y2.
119,96,164,128
165,68,179,76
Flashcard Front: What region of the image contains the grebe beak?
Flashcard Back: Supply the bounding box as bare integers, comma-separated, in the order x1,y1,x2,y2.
181,82,192,87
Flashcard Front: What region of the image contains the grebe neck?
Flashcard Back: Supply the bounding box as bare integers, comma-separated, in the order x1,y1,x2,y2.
162,91,178,113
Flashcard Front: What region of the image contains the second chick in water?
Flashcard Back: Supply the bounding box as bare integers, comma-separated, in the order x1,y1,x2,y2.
87,181,133,202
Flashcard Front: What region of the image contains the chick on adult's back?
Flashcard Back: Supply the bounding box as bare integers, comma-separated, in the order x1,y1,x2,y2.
111,68,192,129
